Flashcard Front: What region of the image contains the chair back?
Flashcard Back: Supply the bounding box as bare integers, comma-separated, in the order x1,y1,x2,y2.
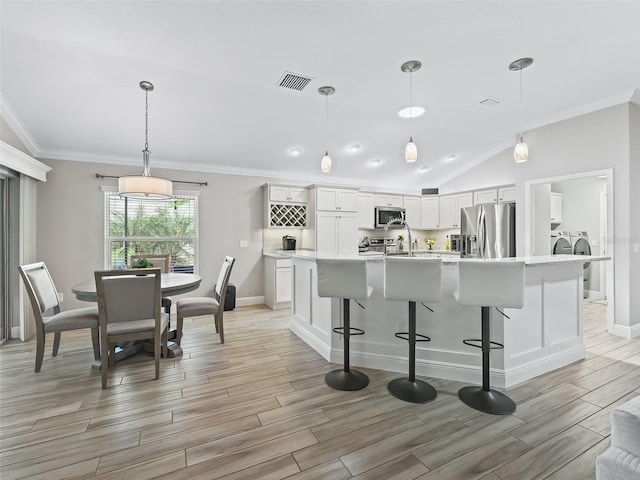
384,257,442,303
316,258,370,300
214,256,236,303
18,262,61,322
94,268,162,324
457,260,525,308
130,254,171,273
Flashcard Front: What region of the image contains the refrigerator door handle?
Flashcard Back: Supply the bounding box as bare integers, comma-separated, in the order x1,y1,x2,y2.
478,209,486,258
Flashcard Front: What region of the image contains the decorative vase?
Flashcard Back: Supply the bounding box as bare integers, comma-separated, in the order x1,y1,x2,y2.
398,243,404,251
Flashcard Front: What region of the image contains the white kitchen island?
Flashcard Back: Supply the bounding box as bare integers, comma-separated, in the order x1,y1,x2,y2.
289,252,610,388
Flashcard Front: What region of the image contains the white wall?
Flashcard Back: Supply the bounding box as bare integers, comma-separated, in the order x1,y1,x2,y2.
440,102,637,332
629,103,640,327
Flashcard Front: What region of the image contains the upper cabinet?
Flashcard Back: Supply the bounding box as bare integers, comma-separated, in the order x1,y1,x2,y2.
268,185,307,203
439,193,473,228
316,187,358,212
357,193,375,229
473,188,498,205
420,196,440,229
403,196,421,228
550,192,563,224
374,194,403,208
498,186,516,203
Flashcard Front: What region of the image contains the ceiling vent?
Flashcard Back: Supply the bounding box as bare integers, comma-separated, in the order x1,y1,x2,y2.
479,97,503,107
277,72,313,91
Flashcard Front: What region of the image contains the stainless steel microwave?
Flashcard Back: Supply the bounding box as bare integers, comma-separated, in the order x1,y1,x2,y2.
375,206,406,228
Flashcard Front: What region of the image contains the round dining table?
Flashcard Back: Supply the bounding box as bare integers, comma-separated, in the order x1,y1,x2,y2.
72,272,202,361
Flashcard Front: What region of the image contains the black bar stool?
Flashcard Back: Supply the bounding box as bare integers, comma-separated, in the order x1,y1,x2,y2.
454,259,525,415
316,258,372,391
383,256,442,403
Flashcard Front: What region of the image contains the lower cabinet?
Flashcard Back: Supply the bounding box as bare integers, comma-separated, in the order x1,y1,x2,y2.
264,257,292,309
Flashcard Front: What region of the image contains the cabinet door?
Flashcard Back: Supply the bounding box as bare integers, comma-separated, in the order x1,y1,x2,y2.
457,192,473,210
338,189,358,211
375,194,403,207
337,213,358,255
289,187,308,203
269,186,290,202
275,267,292,303
421,196,439,229
439,195,457,229
357,193,375,228
316,188,339,211
403,196,422,228
499,186,516,203
316,212,338,253
474,189,498,205
550,192,563,223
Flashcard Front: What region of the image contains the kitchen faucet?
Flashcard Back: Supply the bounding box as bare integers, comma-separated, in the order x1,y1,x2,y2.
383,217,412,257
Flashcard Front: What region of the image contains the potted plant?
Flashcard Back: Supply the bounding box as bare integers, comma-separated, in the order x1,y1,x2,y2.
426,238,436,250
131,257,154,269
397,234,404,251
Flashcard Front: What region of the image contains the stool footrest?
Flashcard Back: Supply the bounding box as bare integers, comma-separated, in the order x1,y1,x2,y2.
395,332,431,342
333,326,365,336
463,338,504,350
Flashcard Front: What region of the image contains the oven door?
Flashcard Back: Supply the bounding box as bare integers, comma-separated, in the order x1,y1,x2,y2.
375,207,406,228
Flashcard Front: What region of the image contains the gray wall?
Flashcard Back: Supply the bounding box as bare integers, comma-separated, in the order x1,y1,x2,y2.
33,158,291,311
440,102,637,330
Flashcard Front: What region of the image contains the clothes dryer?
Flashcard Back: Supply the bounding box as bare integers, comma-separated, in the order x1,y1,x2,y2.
551,231,572,255
570,231,591,298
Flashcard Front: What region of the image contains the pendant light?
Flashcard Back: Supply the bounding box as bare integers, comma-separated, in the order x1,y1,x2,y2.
401,60,421,163
118,81,173,198
318,86,335,173
509,58,533,163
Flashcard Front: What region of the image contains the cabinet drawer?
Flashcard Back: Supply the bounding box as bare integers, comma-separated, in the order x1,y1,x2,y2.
275,258,292,268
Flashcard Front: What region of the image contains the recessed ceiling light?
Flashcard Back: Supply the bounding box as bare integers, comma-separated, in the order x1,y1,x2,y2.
398,106,426,118
419,166,430,173
444,154,457,162
289,148,302,156
369,158,382,167
349,144,361,152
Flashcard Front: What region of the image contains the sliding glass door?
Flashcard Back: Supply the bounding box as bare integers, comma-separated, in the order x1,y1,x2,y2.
0,167,19,344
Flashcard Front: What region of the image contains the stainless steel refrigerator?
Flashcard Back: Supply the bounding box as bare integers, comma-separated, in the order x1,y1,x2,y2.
460,204,516,258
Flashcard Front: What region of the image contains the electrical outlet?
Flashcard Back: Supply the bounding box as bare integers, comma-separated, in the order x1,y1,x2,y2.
58,292,64,302
239,240,248,248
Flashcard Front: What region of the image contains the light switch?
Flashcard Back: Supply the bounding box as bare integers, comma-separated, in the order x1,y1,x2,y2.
58,292,64,302
591,240,597,247
634,243,640,254
239,240,248,248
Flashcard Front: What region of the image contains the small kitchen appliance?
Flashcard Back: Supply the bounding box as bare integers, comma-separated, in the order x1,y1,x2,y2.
282,235,297,250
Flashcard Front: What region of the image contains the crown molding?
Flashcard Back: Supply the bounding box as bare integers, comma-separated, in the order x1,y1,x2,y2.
0,141,51,182
0,92,40,156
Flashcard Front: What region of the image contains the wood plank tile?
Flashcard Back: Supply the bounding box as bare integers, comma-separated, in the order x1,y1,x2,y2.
544,438,610,480
351,453,429,480
283,459,351,480
580,368,640,407
578,391,639,436
512,384,590,422
216,454,300,480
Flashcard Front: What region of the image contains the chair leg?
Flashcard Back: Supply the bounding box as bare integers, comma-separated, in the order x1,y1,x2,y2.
162,327,168,360
91,328,100,360
325,298,369,391
176,315,184,346
388,301,437,403
458,306,515,415
109,346,116,367
52,331,61,357
218,313,224,344
214,313,219,333
35,329,45,373
101,337,109,389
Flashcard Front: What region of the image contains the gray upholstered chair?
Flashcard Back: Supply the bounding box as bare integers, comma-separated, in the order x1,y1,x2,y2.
176,256,235,345
18,262,100,372
94,268,169,389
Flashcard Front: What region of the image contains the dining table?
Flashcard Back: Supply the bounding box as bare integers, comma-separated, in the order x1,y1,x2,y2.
72,272,202,363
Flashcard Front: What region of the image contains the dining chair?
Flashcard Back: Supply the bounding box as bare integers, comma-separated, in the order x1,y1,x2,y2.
130,254,172,313
175,256,235,345
18,262,101,372
94,267,169,389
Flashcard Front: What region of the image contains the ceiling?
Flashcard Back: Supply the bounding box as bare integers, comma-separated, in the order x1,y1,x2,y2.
2,1,639,193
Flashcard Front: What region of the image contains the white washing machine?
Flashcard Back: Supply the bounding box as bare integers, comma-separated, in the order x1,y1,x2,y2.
551,231,572,255
570,231,591,298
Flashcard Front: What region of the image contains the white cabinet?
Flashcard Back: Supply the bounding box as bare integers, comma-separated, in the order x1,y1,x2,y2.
268,185,307,203
499,186,516,203
316,187,358,212
439,193,472,228
550,192,563,224
474,188,498,205
316,212,358,255
420,196,440,229
374,194,403,208
403,196,421,228
264,257,292,309
357,193,375,229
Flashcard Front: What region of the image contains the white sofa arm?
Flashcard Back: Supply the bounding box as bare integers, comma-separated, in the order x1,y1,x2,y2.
596,395,640,480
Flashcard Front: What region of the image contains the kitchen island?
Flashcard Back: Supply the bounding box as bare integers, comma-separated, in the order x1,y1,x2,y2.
289,252,609,388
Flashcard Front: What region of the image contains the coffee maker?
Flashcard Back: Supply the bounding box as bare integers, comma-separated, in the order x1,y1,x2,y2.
282,235,297,250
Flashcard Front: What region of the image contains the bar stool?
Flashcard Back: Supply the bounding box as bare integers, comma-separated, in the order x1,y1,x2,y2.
455,259,525,415
316,258,373,391
384,256,442,403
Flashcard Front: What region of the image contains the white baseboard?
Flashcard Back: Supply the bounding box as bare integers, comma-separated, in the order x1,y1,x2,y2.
236,296,264,307
613,322,640,339
289,321,331,361
11,326,20,339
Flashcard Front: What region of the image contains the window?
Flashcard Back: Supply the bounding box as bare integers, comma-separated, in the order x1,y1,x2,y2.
104,190,198,273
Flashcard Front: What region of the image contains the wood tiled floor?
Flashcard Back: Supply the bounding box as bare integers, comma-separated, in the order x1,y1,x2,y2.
1,301,639,479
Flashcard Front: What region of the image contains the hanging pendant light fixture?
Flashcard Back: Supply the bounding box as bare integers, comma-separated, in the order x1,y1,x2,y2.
509,57,534,163
401,60,421,163
118,81,173,198
318,86,335,173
